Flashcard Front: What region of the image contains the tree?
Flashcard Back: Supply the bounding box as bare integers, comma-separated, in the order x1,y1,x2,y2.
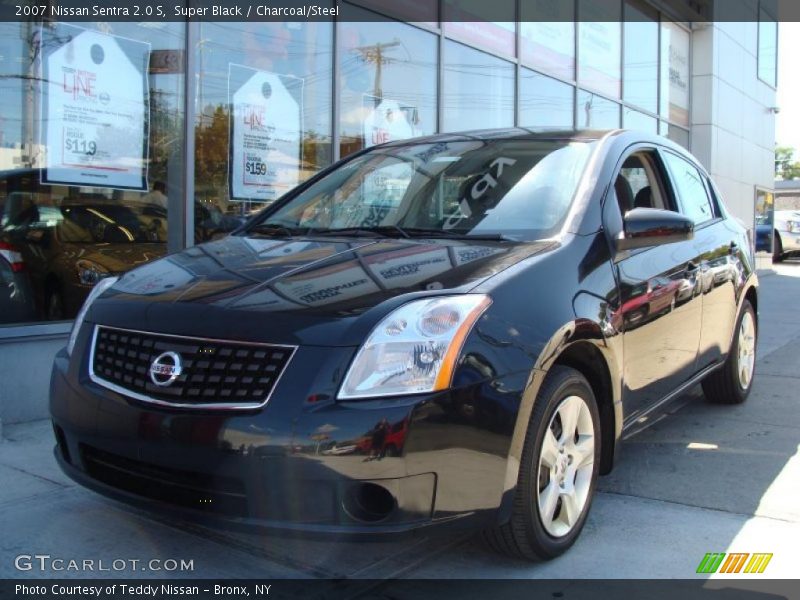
195,105,230,190
775,145,800,180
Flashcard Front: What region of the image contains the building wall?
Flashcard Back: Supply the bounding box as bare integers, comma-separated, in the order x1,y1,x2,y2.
0,333,64,436
690,22,776,228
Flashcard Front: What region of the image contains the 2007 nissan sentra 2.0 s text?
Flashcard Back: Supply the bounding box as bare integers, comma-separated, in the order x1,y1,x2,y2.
51,129,758,561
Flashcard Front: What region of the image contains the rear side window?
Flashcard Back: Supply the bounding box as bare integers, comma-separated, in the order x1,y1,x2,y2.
663,152,715,224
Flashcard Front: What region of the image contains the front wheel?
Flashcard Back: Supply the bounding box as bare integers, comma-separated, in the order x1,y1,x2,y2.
702,300,757,404
483,366,600,560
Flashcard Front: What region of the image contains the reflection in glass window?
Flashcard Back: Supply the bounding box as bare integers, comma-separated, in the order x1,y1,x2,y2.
194,22,332,228
758,10,778,87
444,22,516,58
520,70,574,128
443,0,516,57
578,1,621,98
443,41,515,132
667,125,690,149
520,0,575,81
754,188,774,254
578,90,620,129
0,21,185,323
339,13,437,158
624,108,658,134
660,22,690,126
624,3,658,113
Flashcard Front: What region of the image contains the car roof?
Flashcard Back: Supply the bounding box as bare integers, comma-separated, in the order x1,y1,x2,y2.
378,128,614,147
378,127,690,157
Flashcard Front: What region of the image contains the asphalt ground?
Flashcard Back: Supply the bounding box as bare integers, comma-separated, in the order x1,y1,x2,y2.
2,262,799,584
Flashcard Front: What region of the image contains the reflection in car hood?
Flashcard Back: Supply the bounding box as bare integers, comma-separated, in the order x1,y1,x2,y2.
92,235,556,346
68,243,166,274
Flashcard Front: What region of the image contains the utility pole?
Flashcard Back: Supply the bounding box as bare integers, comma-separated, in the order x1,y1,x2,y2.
353,39,401,100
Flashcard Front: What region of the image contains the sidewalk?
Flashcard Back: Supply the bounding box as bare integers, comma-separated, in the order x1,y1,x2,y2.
2,264,800,580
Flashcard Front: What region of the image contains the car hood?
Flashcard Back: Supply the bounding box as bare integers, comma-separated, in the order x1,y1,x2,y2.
89,235,556,346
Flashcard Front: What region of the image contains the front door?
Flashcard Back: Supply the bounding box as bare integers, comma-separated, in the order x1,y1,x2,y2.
605,148,704,422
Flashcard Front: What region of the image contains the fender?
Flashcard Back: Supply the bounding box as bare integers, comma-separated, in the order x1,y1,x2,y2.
497,315,622,524
726,273,759,354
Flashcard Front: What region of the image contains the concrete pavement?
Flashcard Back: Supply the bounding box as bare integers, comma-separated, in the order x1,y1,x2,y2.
2,263,800,581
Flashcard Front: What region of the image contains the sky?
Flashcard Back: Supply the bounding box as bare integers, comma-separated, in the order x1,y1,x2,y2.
776,22,800,155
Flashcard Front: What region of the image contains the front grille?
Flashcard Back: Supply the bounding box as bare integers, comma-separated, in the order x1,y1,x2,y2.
81,445,248,517
90,326,296,408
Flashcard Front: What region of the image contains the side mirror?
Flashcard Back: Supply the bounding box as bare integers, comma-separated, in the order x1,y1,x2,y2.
616,208,694,251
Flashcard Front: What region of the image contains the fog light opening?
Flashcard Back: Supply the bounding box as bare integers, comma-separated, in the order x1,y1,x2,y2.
342,482,396,523
52,422,71,465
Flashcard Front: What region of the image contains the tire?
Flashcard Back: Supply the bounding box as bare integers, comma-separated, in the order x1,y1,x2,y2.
773,232,784,263
483,366,601,561
702,300,756,405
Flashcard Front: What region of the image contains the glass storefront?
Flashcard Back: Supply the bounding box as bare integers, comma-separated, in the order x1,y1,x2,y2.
623,2,658,114
578,90,620,129
194,21,333,225
520,70,575,128
339,10,437,155
0,20,185,321
0,3,693,327
442,41,515,131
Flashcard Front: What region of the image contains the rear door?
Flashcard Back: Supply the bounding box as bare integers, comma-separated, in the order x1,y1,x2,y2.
604,147,704,422
660,150,740,369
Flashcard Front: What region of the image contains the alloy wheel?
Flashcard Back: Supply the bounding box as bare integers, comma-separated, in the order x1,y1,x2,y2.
737,310,756,390
536,394,595,538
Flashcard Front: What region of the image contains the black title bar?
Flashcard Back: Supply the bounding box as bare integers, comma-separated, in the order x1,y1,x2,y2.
3,579,799,600
0,0,797,23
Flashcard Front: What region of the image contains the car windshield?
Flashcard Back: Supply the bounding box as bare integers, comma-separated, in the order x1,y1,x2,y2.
56,203,167,243
245,139,595,241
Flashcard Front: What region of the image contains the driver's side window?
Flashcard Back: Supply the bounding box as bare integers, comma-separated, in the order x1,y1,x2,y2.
613,152,673,216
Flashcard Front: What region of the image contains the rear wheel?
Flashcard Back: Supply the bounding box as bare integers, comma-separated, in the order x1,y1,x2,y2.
702,300,756,404
483,366,600,560
773,232,784,263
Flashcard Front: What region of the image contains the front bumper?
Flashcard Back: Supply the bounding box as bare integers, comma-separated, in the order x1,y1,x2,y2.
50,333,524,537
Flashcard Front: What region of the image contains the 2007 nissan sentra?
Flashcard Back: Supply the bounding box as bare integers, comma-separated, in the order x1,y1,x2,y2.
50,129,758,560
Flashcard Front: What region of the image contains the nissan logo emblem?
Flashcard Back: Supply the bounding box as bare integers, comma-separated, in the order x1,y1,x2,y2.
149,351,183,386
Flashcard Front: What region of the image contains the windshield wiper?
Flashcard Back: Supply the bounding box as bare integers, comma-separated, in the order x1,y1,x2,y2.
307,225,411,239
245,222,300,237
399,228,518,242
247,223,514,242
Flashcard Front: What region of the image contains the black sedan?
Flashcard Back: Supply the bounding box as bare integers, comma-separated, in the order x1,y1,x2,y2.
50,129,758,560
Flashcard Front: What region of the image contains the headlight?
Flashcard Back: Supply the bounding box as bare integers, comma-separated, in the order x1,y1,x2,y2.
76,259,110,285
787,221,800,233
338,295,491,400
66,276,118,356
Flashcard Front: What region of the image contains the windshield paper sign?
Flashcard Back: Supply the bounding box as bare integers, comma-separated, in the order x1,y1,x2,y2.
41,23,149,190
229,64,303,202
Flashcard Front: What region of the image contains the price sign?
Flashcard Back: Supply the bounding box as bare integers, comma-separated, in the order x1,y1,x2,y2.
41,23,149,190
229,64,303,202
